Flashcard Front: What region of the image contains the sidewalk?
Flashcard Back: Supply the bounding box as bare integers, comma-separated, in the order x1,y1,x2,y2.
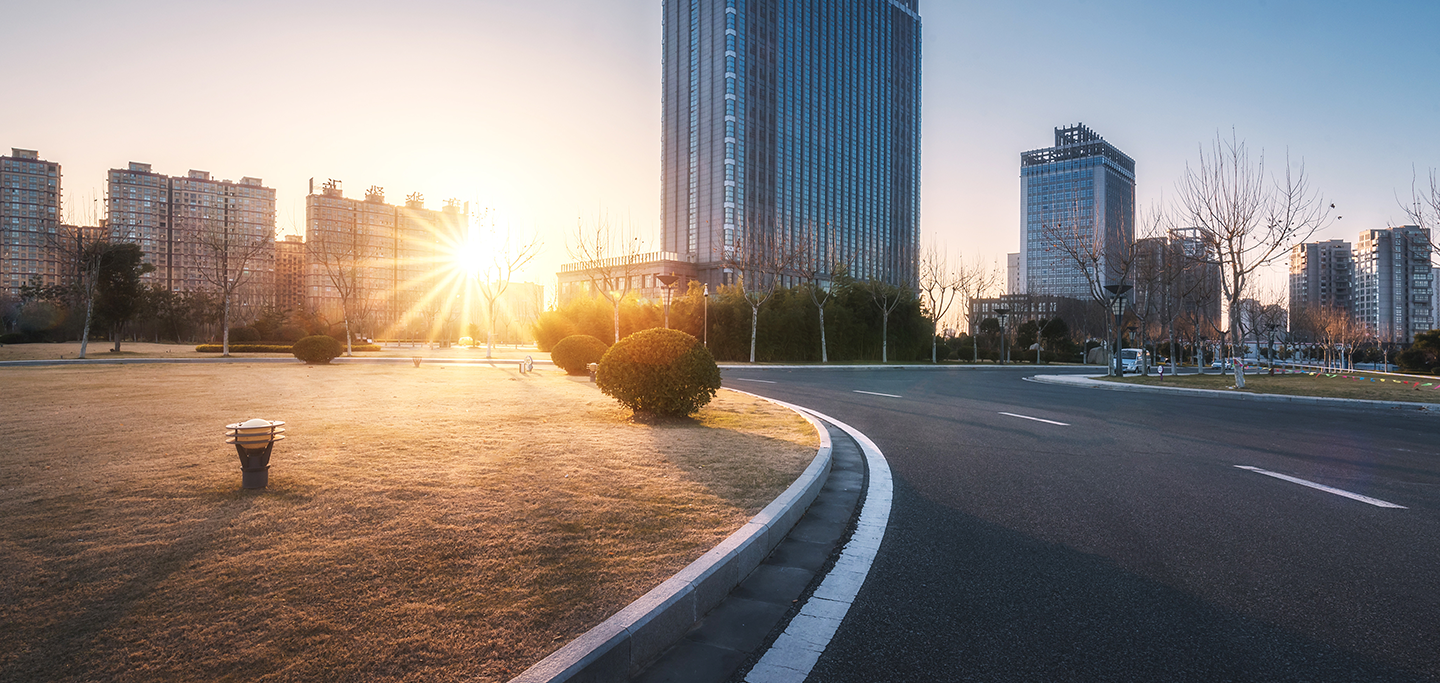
1030,374,1440,413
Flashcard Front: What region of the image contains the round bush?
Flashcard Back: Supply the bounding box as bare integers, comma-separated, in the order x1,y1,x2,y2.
458,336,476,348
551,334,609,375
596,329,720,418
292,335,343,365
228,326,262,343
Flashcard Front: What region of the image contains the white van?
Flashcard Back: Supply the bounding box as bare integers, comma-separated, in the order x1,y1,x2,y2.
1119,348,1149,374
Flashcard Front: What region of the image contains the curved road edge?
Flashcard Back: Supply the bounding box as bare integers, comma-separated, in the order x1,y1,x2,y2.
1030,373,1440,414
742,405,894,683
510,389,836,683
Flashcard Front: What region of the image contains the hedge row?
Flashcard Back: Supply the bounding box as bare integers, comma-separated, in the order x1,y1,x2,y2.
195,343,382,353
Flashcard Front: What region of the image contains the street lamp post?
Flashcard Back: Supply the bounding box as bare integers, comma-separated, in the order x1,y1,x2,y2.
993,307,1011,364
656,273,680,329
703,283,710,347
1103,283,1132,377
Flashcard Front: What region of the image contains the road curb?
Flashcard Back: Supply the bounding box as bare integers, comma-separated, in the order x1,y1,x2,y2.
718,363,1065,370
509,392,836,683
0,356,555,367
1030,373,1440,413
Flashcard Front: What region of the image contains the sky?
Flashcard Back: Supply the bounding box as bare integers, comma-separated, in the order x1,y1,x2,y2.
3,0,1438,291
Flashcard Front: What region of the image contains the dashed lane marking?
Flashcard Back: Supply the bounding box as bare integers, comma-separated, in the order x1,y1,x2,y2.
853,390,901,398
998,411,1070,426
1235,465,1407,509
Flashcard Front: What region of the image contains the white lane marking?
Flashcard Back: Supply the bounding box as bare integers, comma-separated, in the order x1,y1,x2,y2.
732,377,778,384
998,411,1070,426
853,390,901,398
1234,466,1407,509
743,406,893,683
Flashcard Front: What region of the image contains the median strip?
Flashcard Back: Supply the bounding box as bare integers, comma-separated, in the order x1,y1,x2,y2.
1234,465,1407,509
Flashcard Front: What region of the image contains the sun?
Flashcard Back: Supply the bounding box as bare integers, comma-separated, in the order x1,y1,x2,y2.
455,237,488,275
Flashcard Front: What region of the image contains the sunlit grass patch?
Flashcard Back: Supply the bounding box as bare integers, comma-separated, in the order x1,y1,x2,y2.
0,364,815,682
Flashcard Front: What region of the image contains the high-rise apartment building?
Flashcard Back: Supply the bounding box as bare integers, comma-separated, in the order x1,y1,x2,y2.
1006,252,1021,294
1020,124,1136,299
1,149,62,295
304,181,466,338
660,0,922,288
106,163,276,295
1288,239,1353,321
275,234,306,312
1354,225,1433,343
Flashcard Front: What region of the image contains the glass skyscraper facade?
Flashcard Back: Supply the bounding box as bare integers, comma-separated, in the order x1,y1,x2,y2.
661,0,922,287
1019,124,1135,299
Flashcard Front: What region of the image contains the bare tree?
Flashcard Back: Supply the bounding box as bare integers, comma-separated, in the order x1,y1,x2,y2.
1402,168,1440,256
195,208,273,357
794,222,853,363
728,226,797,363
955,257,1002,362
1039,188,1139,374
311,205,379,356
1177,132,1332,375
918,243,963,364
566,214,648,343
471,210,541,358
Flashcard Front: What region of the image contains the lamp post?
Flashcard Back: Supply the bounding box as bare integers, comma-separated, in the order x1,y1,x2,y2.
993,307,1011,364
703,283,710,347
225,418,285,489
656,273,680,329
1103,283,1132,377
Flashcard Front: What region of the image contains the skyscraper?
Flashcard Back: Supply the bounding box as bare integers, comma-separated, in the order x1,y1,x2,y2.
1019,124,1135,299
1,149,62,296
1288,238,1353,317
660,0,922,288
1354,225,1433,343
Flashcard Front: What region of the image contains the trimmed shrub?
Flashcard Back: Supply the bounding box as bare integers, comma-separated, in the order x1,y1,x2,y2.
228,326,262,343
596,328,720,418
292,335,343,364
0,332,26,344
458,336,476,347
552,334,609,375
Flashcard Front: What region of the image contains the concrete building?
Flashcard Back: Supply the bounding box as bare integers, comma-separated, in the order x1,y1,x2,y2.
557,252,699,306
1354,225,1433,343
1007,252,1021,294
966,293,1081,335
274,234,306,312
1020,124,1136,299
1,149,62,295
1288,239,1353,321
304,181,466,339
106,163,276,296
660,0,921,289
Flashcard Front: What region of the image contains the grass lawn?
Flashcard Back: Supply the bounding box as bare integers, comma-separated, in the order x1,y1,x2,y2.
0,340,550,362
0,364,816,682
1103,369,1440,404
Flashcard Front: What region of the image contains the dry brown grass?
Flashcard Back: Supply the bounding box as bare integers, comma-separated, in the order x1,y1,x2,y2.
0,341,549,362
1105,370,1440,404
0,364,816,682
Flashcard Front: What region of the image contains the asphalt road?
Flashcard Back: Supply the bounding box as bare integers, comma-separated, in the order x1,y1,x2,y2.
722,366,1440,682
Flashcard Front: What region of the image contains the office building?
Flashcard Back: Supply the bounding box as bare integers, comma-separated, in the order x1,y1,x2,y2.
1020,124,1136,299
304,181,466,339
1,149,62,295
660,0,921,288
1288,239,1353,320
106,163,276,295
1354,225,1433,343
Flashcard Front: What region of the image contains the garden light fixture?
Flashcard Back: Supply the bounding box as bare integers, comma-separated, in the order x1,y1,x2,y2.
225,418,286,490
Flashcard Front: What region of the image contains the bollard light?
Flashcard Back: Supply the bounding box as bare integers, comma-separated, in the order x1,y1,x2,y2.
225,418,286,490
